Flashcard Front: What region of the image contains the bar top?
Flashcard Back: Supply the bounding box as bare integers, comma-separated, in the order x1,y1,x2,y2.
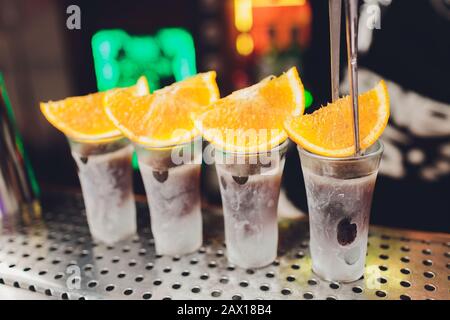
0,193,448,300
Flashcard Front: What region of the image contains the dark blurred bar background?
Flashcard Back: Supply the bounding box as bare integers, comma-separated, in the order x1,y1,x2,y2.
0,0,449,232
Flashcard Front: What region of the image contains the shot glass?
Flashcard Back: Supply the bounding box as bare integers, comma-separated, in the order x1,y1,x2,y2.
214,140,288,269
135,138,203,256
298,141,383,282
68,137,137,244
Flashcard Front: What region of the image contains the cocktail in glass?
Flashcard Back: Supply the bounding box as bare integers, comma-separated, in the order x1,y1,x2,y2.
135,138,203,256
69,137,136,244
298,141,383,282
214,140,288,269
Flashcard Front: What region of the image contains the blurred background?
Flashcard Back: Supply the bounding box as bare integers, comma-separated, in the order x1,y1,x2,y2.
0,0,449,232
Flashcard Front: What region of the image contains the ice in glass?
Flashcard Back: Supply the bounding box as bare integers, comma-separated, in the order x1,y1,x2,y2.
214,141,288,268
299,141,383,282
135,139,202,255
69,137,136,244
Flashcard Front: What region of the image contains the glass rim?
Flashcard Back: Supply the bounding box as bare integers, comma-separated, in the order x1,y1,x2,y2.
133,135,202,151
66,134,125,145
213,138,290,156
297,140,384,162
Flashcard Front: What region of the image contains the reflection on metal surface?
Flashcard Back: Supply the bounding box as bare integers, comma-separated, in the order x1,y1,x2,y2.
0,194,448,300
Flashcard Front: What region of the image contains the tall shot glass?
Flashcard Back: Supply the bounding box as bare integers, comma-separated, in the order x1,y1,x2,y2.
68,137,137,244
135,138,203,256
298,141,383,282
214,140,288,269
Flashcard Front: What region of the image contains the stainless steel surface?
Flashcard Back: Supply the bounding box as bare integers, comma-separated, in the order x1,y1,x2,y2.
344,0,361,155
0,194,448,300
329,0,342,102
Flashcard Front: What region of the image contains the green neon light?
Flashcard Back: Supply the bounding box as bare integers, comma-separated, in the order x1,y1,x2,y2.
92,28,197,169
92,28,197,93
305,89,313,109
0,73,40,197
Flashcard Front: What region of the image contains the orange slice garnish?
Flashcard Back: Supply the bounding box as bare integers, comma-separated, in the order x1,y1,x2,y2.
104,72,219,147
40,77,149,141
284,80,390,157
194,67,304,153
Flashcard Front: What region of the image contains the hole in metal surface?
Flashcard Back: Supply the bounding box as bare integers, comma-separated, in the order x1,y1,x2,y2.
329,282,340,289
422,259,433,266
424,284,436,292
211,290,222,298
239,281,249,287
54,273,64,280
287,276,296,282
190,258,198,265
23,267,31,272
105,285,115,292
352,287,363,293
198,247,206,254
260,284,270,291
200,273,209,280
172,283,181,290
266,272,275,278
112,257,120,263
145,263,154,270
172,255,180,261
246,269,255,275
296,251,305,258
88,280,98,288
380,244,390,250
61,293,69,300
232,294,242,300
163,267,172,273
45,289,52,296
400,268,411,275
308,279,318,286
208,261,217,268
375,290,387,298
162,296,172,300
303,292,314,300
400,294,411,300
281,288,292,295
272,260,280,266
128,260,137,267
379,254,389,260
142,293,152,300
400,246,410,252
153,279,162,286
29,285,36,292
38,270,47,276
191,287,201,293
135,276,144,282
377,277,387,284
423,271,435,279
400,256,410,263
123,289,133,296
181,271,190,277
400,281,411,288
220,277,229,284
422,249,432,255
291,264,300,270
379,265,388,271
117,272,126,279
100,268,109,275
326,296,337,300
227,265,235,271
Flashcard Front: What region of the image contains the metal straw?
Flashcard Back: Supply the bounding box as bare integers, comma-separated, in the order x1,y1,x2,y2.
329,0,342,102
344,0,361,156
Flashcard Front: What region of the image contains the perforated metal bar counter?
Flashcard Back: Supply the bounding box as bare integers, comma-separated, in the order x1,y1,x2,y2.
0,193,448,300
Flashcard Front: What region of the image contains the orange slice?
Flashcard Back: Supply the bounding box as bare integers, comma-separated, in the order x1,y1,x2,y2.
284,80,390,157
194,67,304,153
104,72,219,147
40,77,149,141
